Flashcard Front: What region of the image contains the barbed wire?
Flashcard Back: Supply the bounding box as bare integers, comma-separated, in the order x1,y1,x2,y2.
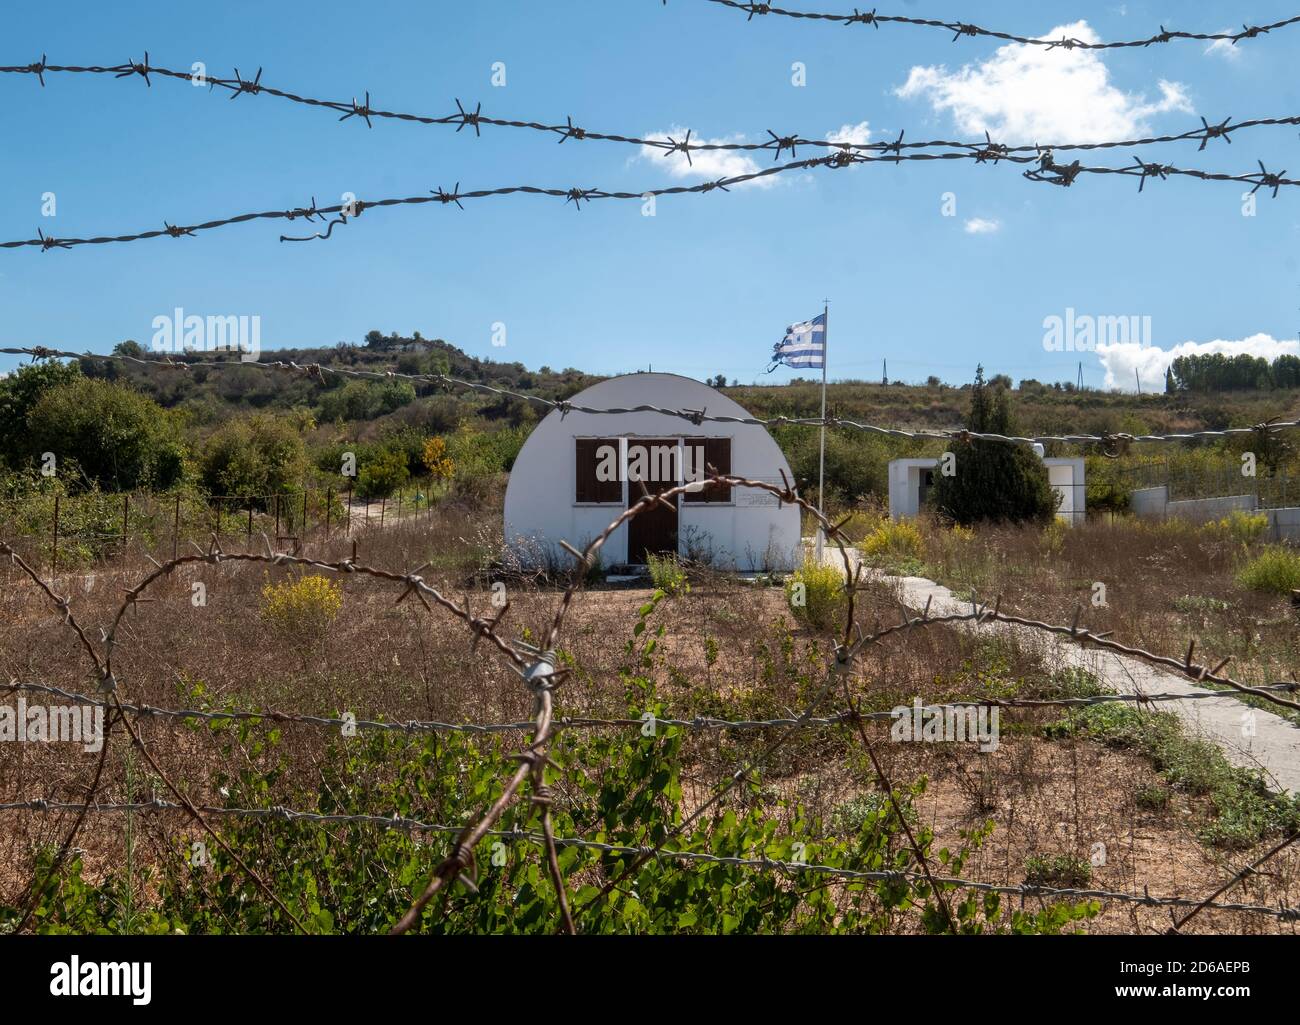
5,345,1300,452
6,479,1300,933
1,148,1296,253
9,678,1294,737
7,346,1300,450
3,54,1296,161
696,1,1300,52
3,797,1296,922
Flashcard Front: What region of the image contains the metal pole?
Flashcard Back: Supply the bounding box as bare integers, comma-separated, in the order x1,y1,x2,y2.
122,494,130,558
173,495,180,560
325,487,332,538
380,496,386,530
301,490,308,540
346,483,353,537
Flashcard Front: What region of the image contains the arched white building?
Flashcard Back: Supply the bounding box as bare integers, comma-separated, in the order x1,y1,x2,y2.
504,373,801,572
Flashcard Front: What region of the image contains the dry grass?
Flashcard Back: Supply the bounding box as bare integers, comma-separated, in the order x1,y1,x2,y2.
1,500,1297,933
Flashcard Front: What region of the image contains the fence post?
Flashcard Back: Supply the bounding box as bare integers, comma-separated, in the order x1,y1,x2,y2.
52,494,60,575
173,495,180,560
380,496,386,530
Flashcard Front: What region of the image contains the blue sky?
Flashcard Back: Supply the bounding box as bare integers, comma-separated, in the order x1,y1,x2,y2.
2,0,1298,389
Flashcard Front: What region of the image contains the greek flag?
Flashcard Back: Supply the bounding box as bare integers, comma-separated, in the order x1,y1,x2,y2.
769,313,826,371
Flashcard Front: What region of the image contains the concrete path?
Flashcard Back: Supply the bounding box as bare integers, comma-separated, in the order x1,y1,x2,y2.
809,542,1300,794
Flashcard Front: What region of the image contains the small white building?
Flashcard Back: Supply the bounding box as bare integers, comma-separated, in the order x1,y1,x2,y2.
504,373,801,571
888,452,1085,524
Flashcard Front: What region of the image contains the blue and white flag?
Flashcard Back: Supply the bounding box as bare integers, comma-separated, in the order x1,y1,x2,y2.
769,313,826,371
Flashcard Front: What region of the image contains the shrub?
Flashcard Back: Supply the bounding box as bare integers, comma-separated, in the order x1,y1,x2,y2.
422,436,455,483
356,448,410,500
1206,509,1269,546
260,575,343,634
200,413,307,502
859,520,925,566
647,553,689,594
317,379,415,422
0,360,83,462
23,378,186,491
836,507,885,542
1236,546,1300,594
784,560,847,631
929,367,1059,525
1024,854,1091,889
772,425,889,505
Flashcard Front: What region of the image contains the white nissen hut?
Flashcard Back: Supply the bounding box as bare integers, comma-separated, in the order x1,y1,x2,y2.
504,373,801,571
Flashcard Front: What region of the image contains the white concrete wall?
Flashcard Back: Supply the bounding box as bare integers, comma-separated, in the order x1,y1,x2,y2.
1166,494,1257,523
1130,487,1168,519
888,456,1084,524
1263,507,1300,542
1047,458,1086,525
503,373,801,571
888,459,937,519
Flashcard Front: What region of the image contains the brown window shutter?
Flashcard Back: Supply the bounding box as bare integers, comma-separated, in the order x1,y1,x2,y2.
684,438,732,503
576,439,622,503
705,438,732,503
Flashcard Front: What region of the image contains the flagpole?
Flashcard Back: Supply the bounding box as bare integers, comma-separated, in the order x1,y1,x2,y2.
815,300,828,561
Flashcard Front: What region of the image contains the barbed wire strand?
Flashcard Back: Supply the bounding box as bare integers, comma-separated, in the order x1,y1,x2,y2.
1,147,1296,254
7,345,1300,453
3,799,1295,922
2,530,564,933
7,481,1299,932
2,55,1296,160
697,1,1300,52
9,678,1293,736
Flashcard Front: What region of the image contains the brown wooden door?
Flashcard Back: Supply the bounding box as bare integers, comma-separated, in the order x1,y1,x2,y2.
626,439,678,564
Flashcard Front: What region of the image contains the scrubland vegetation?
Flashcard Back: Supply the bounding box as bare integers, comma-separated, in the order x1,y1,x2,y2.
2,335,1299,934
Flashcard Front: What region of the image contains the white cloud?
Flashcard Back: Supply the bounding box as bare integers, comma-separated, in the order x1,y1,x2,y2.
1097,334,1299,391
964,217,1001,234
638,127,777,189
826,121,872,148
894,20,1194,143
1205,34,1244,61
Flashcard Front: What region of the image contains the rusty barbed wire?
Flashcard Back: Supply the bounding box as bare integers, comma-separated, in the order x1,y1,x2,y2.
1,529,571,933
697,1,1300,52
7,475,1300,932
3,54,1297,161
3,799,1295,921
9,678,1293,737
1,150,1297,253
6,345,1300,452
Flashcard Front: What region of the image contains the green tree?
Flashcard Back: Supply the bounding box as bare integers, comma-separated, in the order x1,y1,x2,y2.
0,360,83,460
200,414,307,501
929,366,1059,525
23,377,185,490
